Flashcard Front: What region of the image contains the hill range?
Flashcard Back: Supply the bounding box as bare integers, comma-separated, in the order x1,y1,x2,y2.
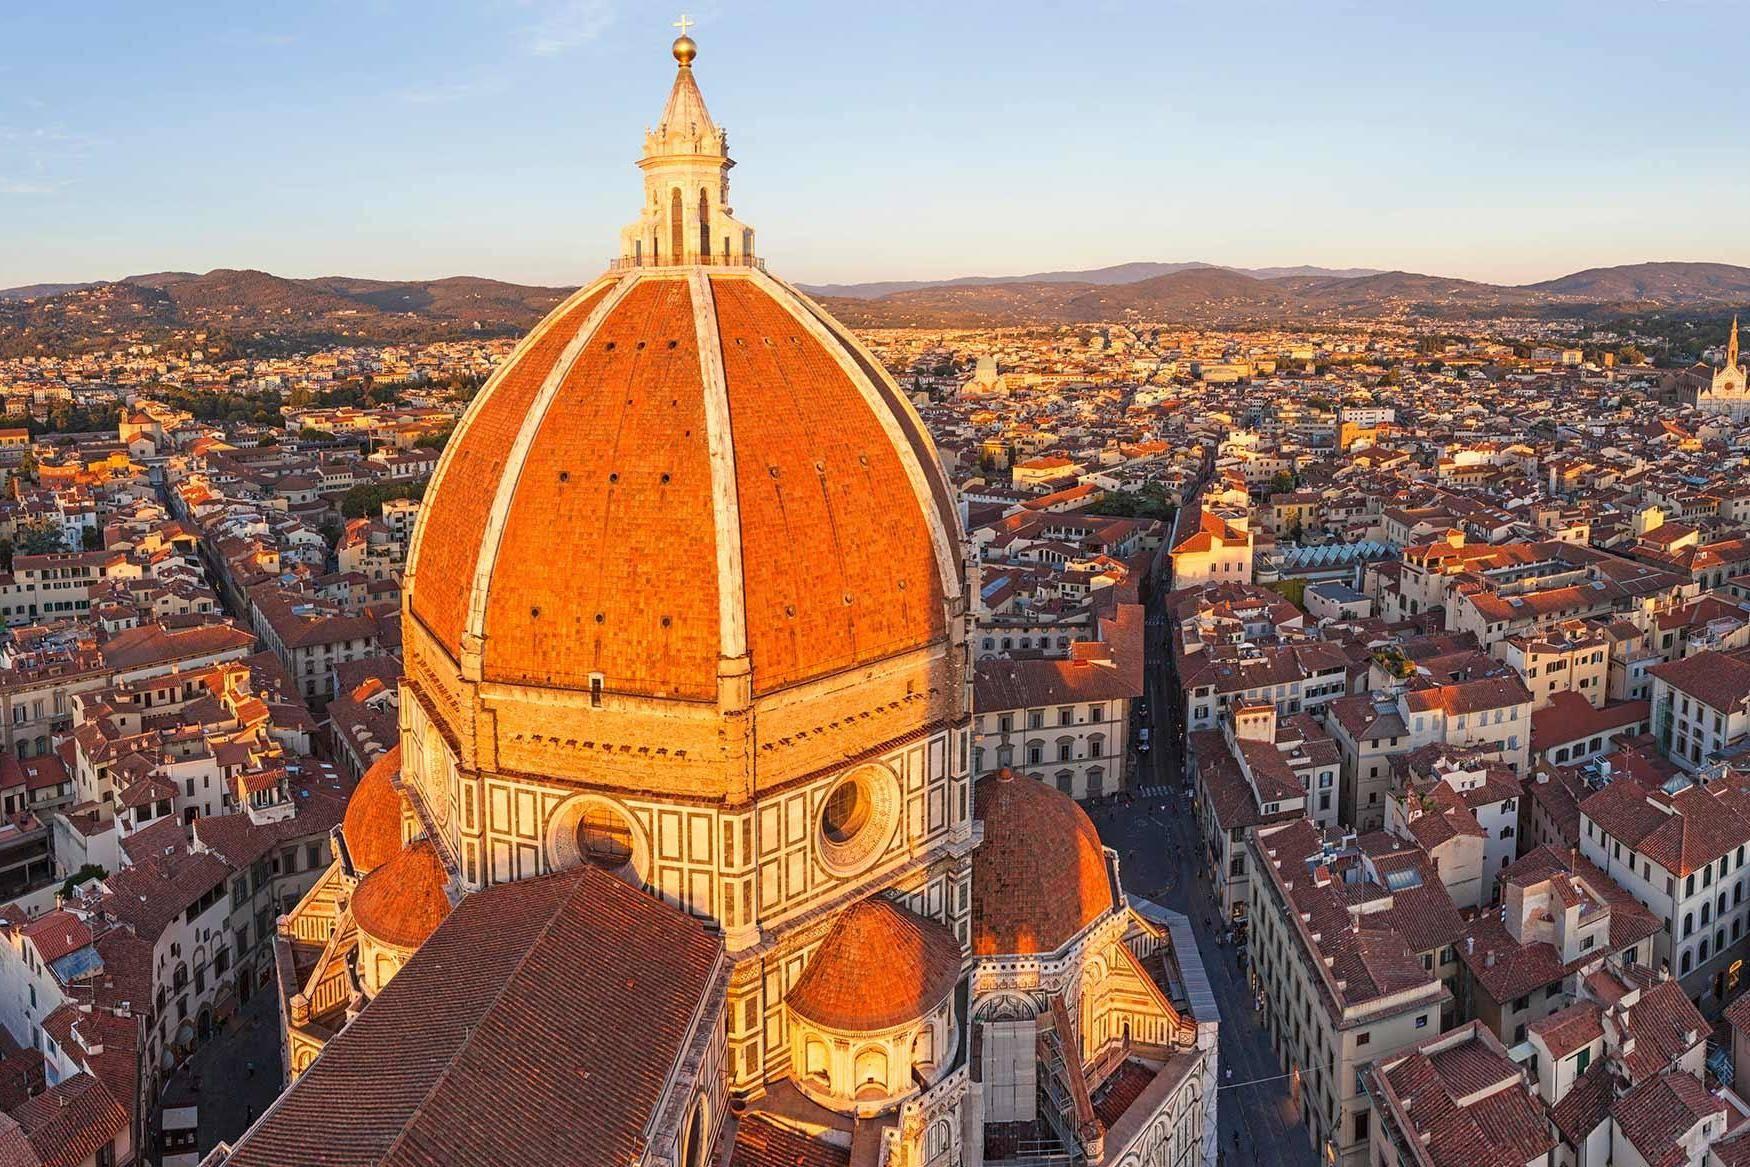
3,261,1748,349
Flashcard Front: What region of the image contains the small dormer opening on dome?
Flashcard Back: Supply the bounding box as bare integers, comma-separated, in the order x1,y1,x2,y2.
619,25,758,269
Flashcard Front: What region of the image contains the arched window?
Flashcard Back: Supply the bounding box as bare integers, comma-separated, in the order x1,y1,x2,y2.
1702,903,1712,926
853,1047,887,1098
1088,733,1105,758
913,1026,935,1071
926,1121,951,1158
1700,938,1711,964
680,1096,711,1167
1684,912,1694,938
804,1039,830,1084
697,188,711,259
669,187,684,262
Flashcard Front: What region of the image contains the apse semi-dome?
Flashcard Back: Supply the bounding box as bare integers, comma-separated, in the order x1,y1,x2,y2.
785,896,962,1032
350,838,451,951
341,744,403,875
970,770,1114,957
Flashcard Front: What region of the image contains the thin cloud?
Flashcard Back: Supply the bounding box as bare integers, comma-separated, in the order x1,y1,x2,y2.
522,0,616,56
396,74,509,105
0,125,103,195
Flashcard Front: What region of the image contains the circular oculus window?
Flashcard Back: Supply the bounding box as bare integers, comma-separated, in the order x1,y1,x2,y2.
547,795,646,882
818,764,900,874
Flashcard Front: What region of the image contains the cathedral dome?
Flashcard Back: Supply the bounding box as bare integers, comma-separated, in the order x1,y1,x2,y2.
341,744,403,875
970,771,1113,956
398,38,963,814
350,838,451,950
785,896,962,1032
406,271,956,702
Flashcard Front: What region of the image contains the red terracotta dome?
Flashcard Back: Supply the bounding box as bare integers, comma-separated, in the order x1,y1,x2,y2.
341,744,403,875
785,896,962,1032
971,771,1113,956
404,269,960,707
351,838,451,950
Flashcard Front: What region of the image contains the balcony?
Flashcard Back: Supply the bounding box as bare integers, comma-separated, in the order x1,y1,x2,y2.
607,253,765,272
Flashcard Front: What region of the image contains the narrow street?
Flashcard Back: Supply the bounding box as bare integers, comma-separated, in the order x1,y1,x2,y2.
1078,601,1318,1167
156,987,283,1158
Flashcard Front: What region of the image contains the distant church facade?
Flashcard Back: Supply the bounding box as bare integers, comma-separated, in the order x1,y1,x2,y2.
1683,317,1749,418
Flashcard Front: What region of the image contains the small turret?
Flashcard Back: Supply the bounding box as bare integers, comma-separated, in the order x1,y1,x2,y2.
619,21,757,267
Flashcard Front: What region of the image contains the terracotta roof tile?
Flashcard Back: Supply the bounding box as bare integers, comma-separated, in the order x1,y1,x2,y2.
785,896,961,1031
1609,1070,1724,1167
224,865,722,1167
341,745,403,875
971,771,1112,956
409,280,615,654
349,838,450,950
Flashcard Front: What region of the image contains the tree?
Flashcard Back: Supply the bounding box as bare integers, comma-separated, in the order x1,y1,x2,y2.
414,428,454,451
60,863,106,900
13,518,66,556
1092,482,1176,522
80,525,103,551
300,427,336,443
340,478,429,519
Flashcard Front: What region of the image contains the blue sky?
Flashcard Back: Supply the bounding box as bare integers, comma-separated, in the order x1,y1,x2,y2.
3,0,1747,289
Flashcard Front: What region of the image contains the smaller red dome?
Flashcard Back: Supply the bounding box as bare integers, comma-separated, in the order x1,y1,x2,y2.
342,745,403,875
971,770,1113,956
786,897,962,1032
351,838,451,950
